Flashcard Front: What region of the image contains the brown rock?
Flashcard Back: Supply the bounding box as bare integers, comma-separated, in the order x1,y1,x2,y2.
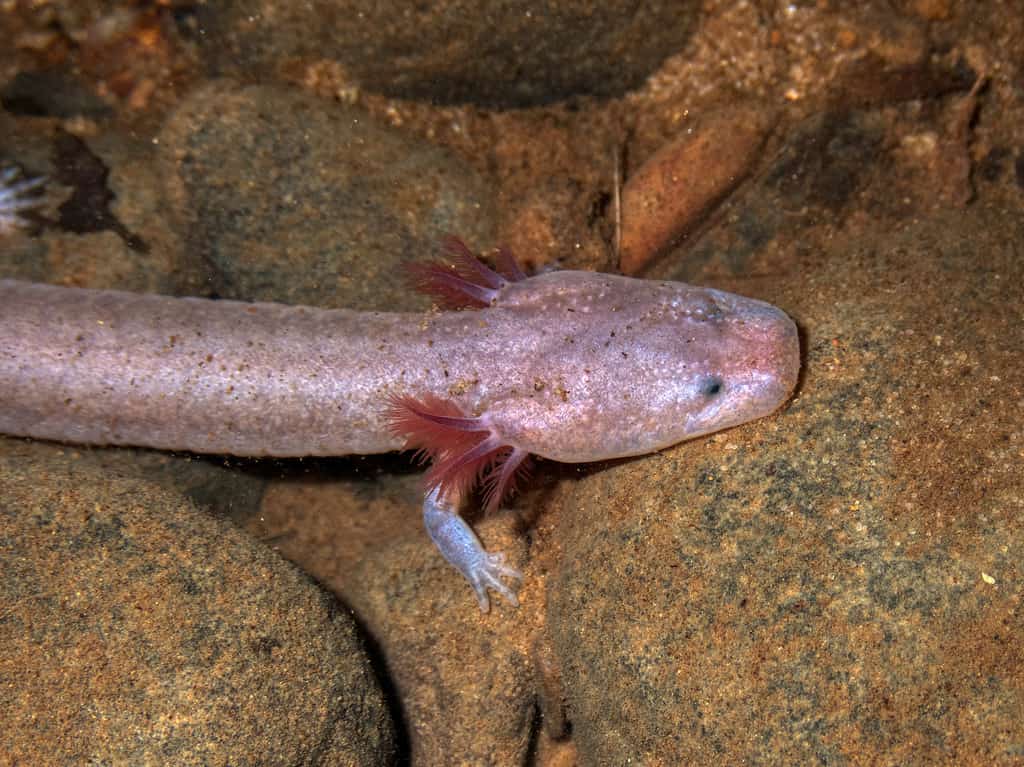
255,476,538,764
548,202,1024,764
0,440,396,766
195,1,701,108
619,105,774,275
157,81,497,311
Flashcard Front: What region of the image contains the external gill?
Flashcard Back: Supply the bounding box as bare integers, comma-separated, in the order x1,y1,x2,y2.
386,393,530,611
384,238,532,609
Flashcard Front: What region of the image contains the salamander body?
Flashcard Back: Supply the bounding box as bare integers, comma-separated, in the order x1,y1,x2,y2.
0,235,799,609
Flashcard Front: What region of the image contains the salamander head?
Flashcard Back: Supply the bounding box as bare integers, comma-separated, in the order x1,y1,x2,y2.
493,272,801,463
392,254,799,507
659,286,800,443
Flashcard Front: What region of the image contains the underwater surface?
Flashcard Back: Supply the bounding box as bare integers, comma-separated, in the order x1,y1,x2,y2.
1,1,1022,764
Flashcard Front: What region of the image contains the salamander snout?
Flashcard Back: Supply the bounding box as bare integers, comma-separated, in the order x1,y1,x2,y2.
693,298,801,434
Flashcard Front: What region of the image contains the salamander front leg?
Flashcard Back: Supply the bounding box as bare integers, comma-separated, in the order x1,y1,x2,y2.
422,487,522,612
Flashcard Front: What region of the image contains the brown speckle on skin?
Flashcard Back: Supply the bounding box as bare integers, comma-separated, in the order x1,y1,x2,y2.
448,378,479,397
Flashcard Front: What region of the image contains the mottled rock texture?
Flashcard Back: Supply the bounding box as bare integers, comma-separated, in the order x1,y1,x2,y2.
196,1,700,108
0,441,397,766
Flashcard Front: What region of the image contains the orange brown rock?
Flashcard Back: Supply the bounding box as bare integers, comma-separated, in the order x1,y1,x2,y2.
619,105,774,275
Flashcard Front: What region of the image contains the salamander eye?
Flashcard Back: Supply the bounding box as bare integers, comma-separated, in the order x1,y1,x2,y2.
700,376,723,398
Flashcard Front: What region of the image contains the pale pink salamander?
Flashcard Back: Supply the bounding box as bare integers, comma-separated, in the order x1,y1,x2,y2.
1,174,800,611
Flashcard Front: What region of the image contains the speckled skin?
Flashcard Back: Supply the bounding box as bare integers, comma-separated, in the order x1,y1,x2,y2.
0,272,798,461
0,270,799,610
